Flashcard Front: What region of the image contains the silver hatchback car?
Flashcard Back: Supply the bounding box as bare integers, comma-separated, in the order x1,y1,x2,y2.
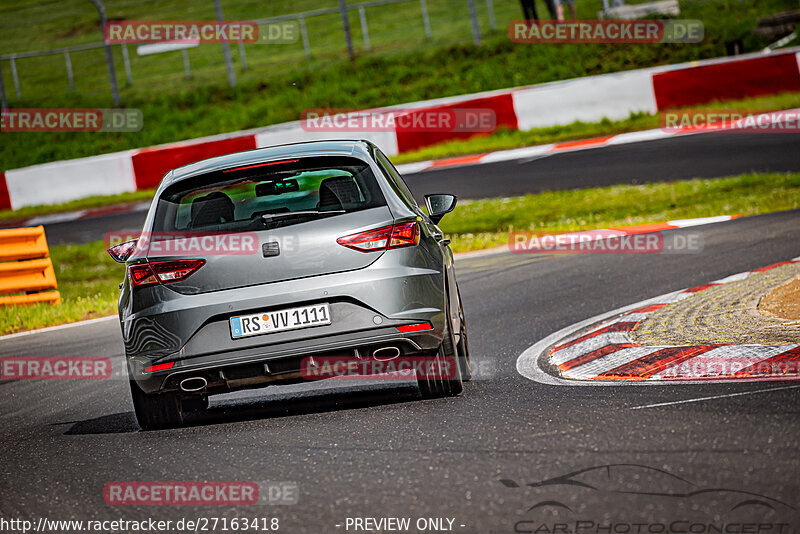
108,140,471,429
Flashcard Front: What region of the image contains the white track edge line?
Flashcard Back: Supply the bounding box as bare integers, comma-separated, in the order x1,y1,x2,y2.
0,315,116,341
629,384,800,409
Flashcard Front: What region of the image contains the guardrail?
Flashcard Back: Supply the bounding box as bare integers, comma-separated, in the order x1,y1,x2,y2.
0,226,60,306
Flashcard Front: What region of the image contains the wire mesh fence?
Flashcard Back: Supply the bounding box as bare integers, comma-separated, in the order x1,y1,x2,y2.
0,0,530,106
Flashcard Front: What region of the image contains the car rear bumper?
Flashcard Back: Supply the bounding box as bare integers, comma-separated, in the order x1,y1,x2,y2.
130,326,443,394
122,251,448,394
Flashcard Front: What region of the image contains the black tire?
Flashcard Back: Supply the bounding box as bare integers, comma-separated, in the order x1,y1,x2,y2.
182,394,209,413
455,289,472,382
417,306,463,398
417,356,441,398
129,379,184,430
439,319,464,397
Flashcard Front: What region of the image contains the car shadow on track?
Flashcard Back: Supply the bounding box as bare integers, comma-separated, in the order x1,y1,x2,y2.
59,382,421,435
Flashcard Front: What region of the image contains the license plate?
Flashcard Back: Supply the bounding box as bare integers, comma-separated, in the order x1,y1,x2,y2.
230,303,331,339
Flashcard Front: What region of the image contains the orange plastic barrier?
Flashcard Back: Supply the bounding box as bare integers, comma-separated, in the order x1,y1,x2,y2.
0,226,60,306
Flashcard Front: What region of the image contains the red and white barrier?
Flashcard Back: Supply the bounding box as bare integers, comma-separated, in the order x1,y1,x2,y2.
652,52,800,109
3,151,137,210
254,126,399,158
131,135,257,190
394,93,518,153
2,47,798,210
511,67,660,130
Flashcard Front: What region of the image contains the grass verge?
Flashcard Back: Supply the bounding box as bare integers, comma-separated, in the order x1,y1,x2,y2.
0,242,123,335
440,172,800,252
1,171,797,335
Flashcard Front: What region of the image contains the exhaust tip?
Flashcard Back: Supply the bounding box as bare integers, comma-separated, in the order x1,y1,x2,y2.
373,346,401,361
179,376,207,393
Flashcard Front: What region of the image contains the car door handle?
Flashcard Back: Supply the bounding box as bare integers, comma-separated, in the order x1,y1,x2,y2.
441,238,451,246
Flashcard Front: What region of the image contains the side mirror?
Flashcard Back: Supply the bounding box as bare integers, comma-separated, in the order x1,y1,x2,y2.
107,239,138,263
424,193,457,224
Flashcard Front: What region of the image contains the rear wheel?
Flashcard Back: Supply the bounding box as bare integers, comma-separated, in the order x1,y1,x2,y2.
455,290,472,382
417,306,463,398
182,394,209,413
129,379,184,430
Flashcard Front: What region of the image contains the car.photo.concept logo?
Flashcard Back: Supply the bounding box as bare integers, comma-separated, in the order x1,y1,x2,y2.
503,464,796,533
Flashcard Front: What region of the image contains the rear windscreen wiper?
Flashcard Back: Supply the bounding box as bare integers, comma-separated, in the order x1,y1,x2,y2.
260,210,346,223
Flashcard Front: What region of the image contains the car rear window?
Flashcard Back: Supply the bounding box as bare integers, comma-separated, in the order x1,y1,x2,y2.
152,156,387,233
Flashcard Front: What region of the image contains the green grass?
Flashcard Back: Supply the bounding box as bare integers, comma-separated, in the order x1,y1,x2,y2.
0,241,123,335
440,172,800,252
2,171,798,335
0,0,794,172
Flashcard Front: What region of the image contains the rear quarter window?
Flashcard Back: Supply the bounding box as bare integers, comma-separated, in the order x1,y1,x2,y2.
375,150,419,210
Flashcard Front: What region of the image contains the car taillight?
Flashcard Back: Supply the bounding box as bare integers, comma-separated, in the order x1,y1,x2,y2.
129,259,206,287
389,221,419,248
337,222,419,252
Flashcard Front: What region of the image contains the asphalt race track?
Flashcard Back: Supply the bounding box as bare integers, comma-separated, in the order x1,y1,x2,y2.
2,209,800,531
41,131,800,245
404,131,800,199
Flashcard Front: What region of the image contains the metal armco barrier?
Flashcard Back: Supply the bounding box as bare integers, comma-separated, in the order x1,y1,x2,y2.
0,226,60,306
